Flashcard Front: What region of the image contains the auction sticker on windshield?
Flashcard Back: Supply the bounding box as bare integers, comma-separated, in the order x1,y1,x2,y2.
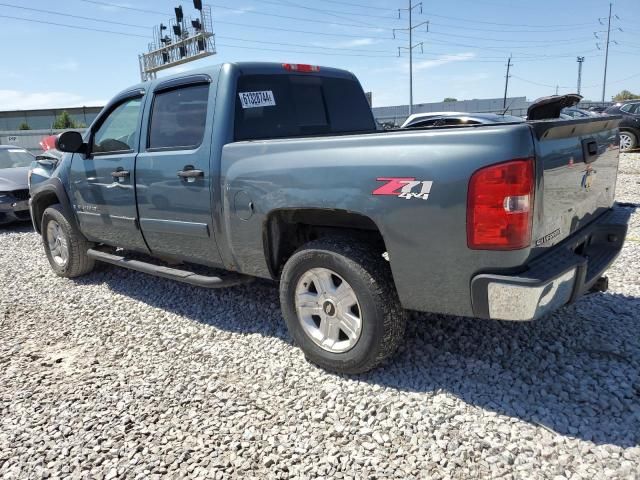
239,91,276,109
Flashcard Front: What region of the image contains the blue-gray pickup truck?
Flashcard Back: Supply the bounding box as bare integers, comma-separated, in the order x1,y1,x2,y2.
29,62,628,373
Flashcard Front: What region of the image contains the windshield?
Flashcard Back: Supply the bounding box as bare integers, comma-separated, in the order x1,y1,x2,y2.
0,149,33,169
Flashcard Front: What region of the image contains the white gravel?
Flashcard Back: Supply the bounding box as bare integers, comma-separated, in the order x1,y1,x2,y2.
1,153,639,479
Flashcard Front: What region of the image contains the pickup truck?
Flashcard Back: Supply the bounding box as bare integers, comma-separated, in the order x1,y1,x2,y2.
29,62,628,373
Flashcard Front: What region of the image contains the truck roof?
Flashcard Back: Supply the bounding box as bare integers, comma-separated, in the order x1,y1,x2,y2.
113,62,357,104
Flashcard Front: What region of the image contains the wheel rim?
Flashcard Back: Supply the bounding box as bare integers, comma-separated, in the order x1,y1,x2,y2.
295,267,363,353
619,133,633,151
46,220,69,267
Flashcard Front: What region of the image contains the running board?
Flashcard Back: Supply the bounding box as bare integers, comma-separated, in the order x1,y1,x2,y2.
87,249,253,289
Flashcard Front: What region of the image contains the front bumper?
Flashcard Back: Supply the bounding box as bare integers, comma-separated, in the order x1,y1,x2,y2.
471,207,629,321
0,196,30,224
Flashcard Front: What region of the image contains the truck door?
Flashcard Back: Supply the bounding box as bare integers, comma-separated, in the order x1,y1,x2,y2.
69,91,149,251
135,75,223,266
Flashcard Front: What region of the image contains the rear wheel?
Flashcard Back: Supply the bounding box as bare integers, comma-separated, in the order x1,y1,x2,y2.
279,238,406,374
620,130,637,152
42,204,95,278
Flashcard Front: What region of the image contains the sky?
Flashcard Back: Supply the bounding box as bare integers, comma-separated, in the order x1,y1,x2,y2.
0,0,638,110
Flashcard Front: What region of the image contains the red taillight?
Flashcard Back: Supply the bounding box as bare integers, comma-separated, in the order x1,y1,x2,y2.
282,63,320,73
467,158,535,250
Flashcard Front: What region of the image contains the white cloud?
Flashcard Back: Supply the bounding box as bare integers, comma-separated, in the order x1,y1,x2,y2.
340,38,377,48
413,53,476,71
53,60,80,72
0,90,105,110
310,38,379,50
215,5,255,16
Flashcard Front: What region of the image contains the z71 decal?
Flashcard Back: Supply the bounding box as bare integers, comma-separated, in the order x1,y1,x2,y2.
373,177,433,201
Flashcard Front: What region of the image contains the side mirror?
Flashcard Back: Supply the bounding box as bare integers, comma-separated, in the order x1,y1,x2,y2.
56,131,86,153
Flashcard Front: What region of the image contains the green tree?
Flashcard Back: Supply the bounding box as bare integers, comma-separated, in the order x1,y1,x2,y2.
52,110,82,129
443,97,458,102
18,122,31,130
612,90,640,102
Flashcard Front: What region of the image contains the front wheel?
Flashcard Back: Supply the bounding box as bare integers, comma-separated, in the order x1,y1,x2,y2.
620,130,638,152
279,238,406,374
42,204,95,278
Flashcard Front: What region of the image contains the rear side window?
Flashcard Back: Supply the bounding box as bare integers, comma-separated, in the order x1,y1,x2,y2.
234,74,375,141
148,84,209,150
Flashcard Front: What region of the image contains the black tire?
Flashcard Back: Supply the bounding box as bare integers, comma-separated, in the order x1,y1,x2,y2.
620,130,638,152
41,204,95,278
279,238,406,374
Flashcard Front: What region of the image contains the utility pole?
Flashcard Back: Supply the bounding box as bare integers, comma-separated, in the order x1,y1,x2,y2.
502,56,512,110
555,85,559,96
576,56,585,95
602,3,612,102
394,2,428,115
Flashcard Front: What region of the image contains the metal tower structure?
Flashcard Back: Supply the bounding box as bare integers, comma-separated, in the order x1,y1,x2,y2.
576,56,585,95
139,2,216,82
393,2,428,115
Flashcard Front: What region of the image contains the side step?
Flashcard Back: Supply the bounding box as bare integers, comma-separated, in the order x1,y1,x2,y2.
87,249,253,289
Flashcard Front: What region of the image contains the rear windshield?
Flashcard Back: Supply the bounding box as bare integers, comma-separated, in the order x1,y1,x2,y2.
234,74,376,141
0,149,33,169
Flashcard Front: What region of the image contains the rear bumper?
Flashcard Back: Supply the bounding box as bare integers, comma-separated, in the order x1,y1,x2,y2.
0,197,30,225
471,207,629,321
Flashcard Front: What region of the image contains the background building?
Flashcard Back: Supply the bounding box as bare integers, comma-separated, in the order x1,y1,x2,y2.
0,106,102,131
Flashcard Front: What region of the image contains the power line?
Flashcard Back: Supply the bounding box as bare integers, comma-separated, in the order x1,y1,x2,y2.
315,0,396,11
429,20,596,34
216,42,396,58
511,75,572,89
0,2,149,28
79,0,165,15
0,13,147,37
77,0,397,40
259,0,392,26
421,10,596,28
208,3,392,31
426,30,594,45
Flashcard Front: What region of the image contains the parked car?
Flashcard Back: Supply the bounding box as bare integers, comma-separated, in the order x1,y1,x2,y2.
29,62,628,373
588,105,608,114
401,111,523,129
0,145,33,225
604,100,640,151
28,135,63,190
561,107,599,119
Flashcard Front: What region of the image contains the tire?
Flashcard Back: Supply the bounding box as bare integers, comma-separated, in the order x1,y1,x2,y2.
619,130,638,152
41,204,95,278
279,237,406,374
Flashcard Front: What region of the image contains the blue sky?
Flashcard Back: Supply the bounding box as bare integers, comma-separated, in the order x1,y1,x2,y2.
0,0,638,110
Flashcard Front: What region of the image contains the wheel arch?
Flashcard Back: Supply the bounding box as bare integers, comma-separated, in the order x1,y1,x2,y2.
30,179,77,234
263,208,387,279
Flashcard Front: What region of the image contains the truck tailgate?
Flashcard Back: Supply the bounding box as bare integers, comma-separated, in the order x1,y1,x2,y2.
530,117,622,251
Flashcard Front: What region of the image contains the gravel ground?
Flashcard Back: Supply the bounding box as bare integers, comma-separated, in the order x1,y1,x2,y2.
1,153,639,479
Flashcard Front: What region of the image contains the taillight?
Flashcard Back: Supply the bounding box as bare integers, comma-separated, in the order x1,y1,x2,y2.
467,158,535,250
282,63,320,73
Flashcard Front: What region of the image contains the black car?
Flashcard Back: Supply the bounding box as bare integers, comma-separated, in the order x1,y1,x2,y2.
605,100,640,151
0,145,33,225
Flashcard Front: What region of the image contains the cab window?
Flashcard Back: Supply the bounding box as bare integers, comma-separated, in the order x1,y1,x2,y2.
148,84,209,150
92,97,142,154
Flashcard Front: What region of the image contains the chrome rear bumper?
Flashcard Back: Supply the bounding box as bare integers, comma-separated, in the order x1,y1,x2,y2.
471,207,629,321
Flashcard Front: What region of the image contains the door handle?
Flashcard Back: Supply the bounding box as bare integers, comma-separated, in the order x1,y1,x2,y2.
111,169,130,179
177,166,204,179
